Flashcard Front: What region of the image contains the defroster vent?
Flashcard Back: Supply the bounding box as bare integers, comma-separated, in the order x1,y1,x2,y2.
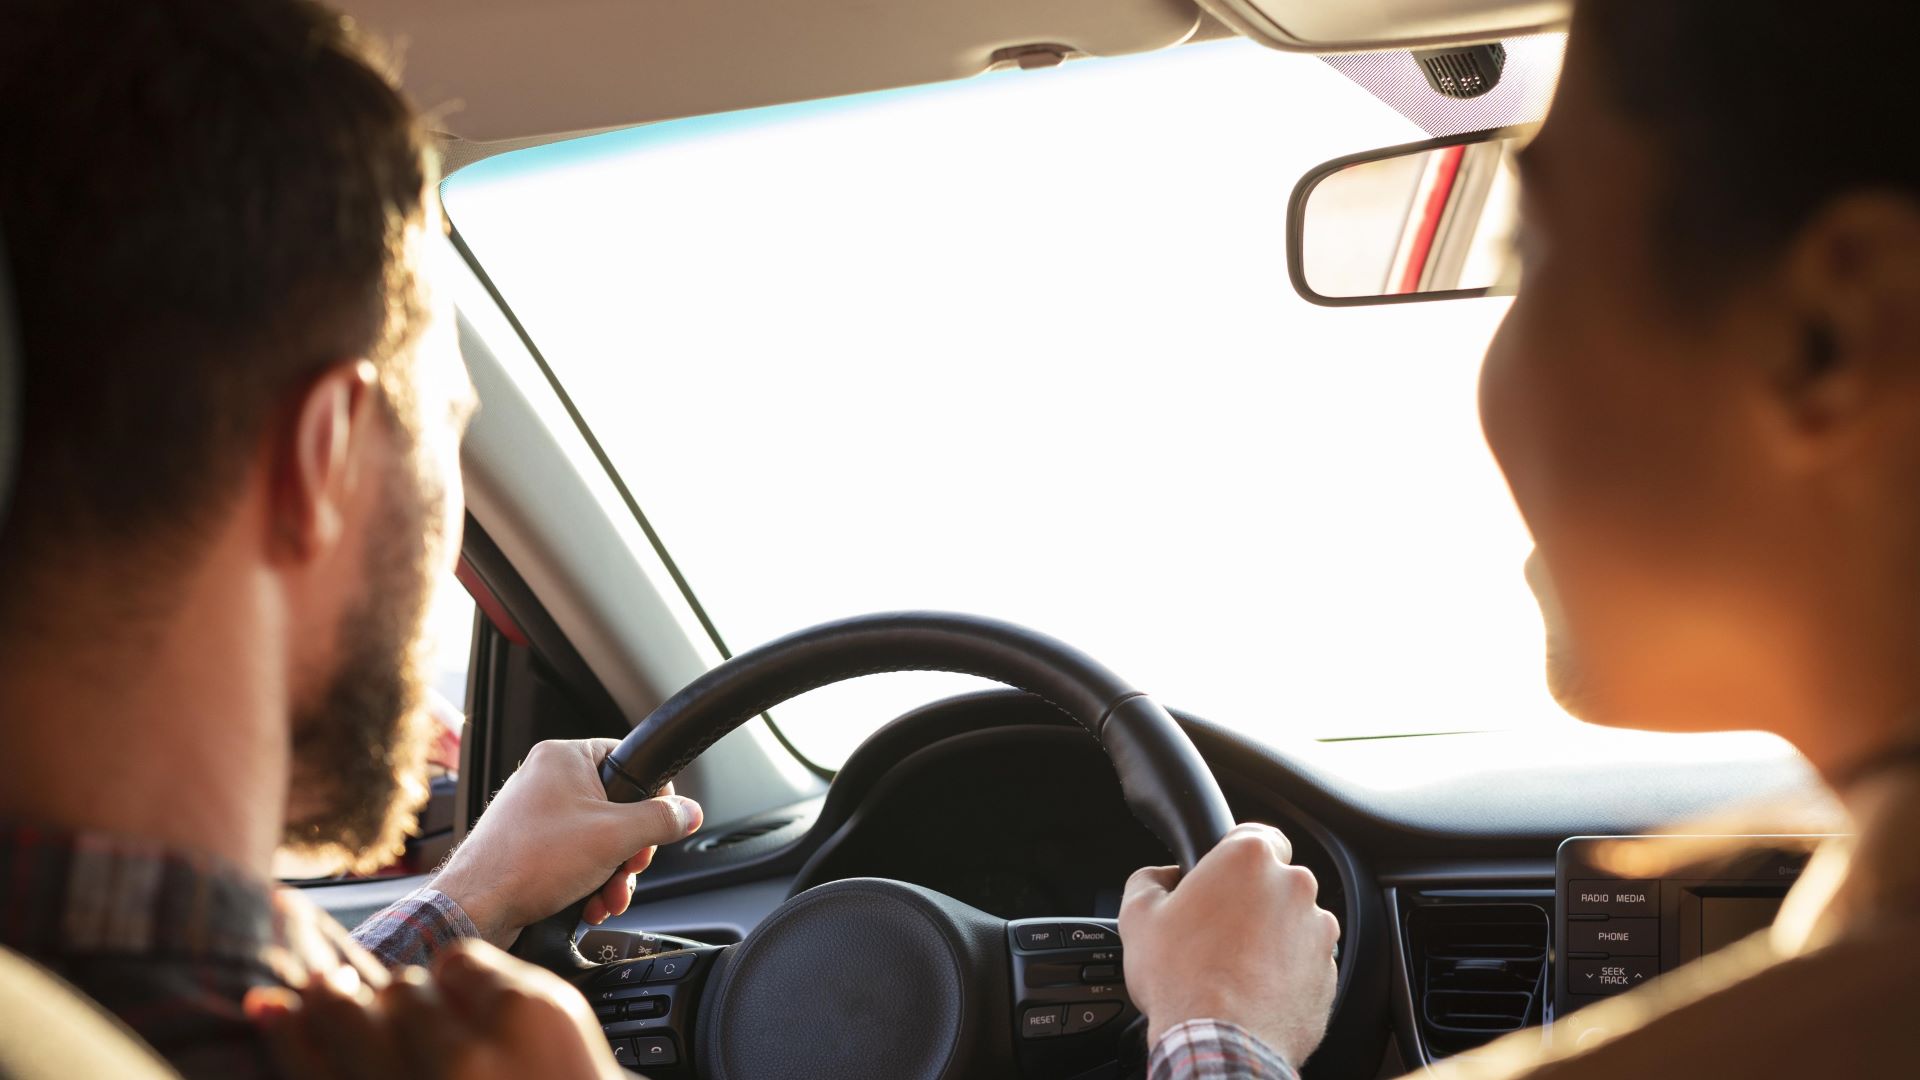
692,817,798,853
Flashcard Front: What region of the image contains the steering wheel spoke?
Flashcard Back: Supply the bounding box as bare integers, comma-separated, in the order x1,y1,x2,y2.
1008,918,1141,1076
574,944,729,1075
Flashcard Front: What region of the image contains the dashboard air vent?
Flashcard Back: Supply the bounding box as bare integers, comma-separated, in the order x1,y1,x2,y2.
693,817,798,853
1407,898,1550,1058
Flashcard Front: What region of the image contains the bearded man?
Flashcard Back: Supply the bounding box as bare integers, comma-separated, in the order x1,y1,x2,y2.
0,2,701,1075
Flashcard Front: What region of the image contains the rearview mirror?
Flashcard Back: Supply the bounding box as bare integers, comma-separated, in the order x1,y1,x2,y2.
1287,126,1529,307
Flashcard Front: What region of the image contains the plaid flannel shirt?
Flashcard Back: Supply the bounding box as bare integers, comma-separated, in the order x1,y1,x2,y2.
0,823,475,1079
1148,1018,1300,1080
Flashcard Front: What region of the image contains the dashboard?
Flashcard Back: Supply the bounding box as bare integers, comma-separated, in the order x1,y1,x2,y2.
597,689,1832,1076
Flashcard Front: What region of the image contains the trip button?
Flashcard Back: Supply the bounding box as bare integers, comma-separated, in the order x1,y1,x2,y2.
1063,1002,1124,1034
1570,956,1657,994
1568,881,1657,916
1021,1007,1066,1039
1015,924,1064,951
1058,924,1117,948
1568,918,1660,956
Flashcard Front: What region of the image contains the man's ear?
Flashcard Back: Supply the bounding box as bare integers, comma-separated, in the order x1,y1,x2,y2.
273,360,379,562
1773,193,1920,456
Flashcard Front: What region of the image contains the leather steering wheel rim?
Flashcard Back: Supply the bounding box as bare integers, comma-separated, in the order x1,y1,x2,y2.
511,610,1236,970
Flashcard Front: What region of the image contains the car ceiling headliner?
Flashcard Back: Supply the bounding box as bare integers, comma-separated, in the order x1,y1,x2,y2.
338,0,1568,170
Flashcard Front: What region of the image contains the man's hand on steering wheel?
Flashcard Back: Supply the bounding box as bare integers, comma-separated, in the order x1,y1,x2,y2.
1120,822,1340,1070
430,739,705,948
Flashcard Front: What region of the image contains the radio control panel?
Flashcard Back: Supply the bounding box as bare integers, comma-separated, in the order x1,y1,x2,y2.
1553,835,1824,1020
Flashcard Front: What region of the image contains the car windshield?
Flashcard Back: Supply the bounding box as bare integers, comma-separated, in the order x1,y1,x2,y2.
444,36,1576,768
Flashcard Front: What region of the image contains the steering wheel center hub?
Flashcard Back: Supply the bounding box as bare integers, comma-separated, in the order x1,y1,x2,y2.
701,879,1003,1080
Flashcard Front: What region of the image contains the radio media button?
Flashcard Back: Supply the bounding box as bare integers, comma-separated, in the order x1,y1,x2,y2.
1568,917,1659,956
1570,956,1657,994
1568,881,1657,916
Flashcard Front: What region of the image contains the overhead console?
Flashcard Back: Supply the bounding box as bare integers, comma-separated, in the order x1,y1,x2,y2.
1553,835,1825,1016
1197,0,1567,53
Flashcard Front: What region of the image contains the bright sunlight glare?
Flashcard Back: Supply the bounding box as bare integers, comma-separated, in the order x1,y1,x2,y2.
445,37,1579,767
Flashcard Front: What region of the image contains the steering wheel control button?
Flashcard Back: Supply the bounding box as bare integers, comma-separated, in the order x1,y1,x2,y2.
1058,924,1116,948
593,958,654,986
621,995,668,1019
1567,917,1660,956
1568,881,1658,917
1079,964,1119,983
610,1040,640,1069
1014,924,1064,951
631,1037,680,1066
1063,1003,1124,1034
1570,956,1657,994
643,953,697,982
578,929,635,964
602,1017,671,1038
1021,1006,1066,1039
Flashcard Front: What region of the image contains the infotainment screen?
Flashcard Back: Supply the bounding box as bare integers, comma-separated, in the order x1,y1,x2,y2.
1699,896,1783,955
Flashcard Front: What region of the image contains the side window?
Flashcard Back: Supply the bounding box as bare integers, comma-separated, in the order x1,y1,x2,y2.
278,574,477,882
422,572,478,782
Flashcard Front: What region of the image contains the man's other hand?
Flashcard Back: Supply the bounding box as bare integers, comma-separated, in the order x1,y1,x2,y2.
249,940,624,1080
431,739,703,948
1119,822,1340,1068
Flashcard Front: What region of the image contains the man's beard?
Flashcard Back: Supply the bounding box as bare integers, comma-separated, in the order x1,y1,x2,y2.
281,462,445,877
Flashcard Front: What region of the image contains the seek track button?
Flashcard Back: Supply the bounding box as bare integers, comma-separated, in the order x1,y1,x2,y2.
1571,956,1657,994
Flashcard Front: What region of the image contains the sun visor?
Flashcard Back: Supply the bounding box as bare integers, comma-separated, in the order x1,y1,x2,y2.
340,0,1204,147
1198,0,1567,53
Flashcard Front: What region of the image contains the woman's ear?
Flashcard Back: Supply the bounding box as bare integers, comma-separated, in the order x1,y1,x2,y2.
273,360,379,561
1773,193,1920,456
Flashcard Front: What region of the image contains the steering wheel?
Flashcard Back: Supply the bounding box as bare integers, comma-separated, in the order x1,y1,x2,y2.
510,612,1235,1079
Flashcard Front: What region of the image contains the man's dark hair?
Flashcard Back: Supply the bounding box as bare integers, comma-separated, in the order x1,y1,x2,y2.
0,0,432,586
1583,0,1920,304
